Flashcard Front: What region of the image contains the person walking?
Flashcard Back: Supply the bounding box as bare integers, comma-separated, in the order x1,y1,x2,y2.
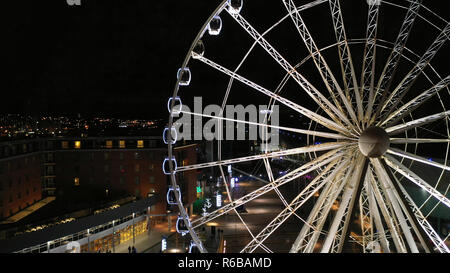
132,246,136,253
128,246,131,253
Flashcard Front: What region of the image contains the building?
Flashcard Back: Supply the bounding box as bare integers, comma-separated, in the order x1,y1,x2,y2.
0,136,199,247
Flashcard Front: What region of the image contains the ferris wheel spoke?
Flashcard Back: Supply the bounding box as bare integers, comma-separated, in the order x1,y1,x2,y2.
242,156,351,253
359,179,374,252
371,159,420,252
387,147,450,171
320,155,368,253
371,0,422,123
383,155,450,208
191,148,347,228
360,1,380,126
177,142,349,172
381,75,450,127
282,0,359,129
390,137,450,144
366,176,391,253
329,0,360,108
295,157,355,253
385,110,450,136
225,10,356,132
379,23,450,120
178,108,351,140
395,177,450,253
192,54,352,135
368,165,407,253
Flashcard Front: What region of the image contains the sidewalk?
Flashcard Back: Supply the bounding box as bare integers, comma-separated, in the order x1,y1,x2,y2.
113,216,176,253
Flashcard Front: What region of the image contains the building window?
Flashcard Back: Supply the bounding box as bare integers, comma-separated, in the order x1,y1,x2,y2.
62,141,69,149
149,176,155,184
135,176,140,185
104,165,109,173
106,140,113,148
119,140,125,148
137,140,144,148
119,152,124,160
74,141,81,149
148,151,155,160
104,152,109,160
90,153,94,161
149,164,154,171
119,177,124,185
119,165,125,173
135,164,140,172
74,177,80,186
134,152,141,160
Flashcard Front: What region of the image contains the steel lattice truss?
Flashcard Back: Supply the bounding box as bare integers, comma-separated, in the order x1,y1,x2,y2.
166,0,450,253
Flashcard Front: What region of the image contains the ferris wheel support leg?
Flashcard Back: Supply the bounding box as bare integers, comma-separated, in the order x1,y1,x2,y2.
359,179,374,252
289,161,345,253
371,159,419,252
369,169,407,253
367,180,391,253
320,156,368,252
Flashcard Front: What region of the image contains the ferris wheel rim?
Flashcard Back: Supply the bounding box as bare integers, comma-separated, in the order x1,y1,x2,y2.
166,0,450,253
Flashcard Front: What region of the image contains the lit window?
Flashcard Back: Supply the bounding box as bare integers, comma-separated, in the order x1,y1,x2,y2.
74,177,80,186
62,141,69,149
135,164,140,172
137,140,144,148
74,141,81,149
149,164,154,171
106,140,113,148
119,140,125,148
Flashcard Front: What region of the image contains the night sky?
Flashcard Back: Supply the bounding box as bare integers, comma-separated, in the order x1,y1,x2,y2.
1,0,449,121
2,0,218,119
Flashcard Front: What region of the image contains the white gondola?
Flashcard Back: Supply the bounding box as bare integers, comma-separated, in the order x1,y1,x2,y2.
176,216,190,235
207,15,222,35
166,186,182,205
163,127,177,144
167,96,182,116
188,241,201,253
192,40,205,59
162,156,177,175
177,67,191,86
227,0,243,14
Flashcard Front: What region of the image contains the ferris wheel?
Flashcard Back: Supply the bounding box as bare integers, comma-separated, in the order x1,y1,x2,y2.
165,0,450,253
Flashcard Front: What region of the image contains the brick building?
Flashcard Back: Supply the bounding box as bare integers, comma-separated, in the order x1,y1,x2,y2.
0,136,198,222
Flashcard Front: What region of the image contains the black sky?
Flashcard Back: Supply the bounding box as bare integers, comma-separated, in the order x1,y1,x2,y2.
2,0,218,119
1,0,449,120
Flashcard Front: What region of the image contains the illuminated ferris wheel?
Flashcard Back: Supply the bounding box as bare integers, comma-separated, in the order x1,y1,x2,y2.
164,0,450,253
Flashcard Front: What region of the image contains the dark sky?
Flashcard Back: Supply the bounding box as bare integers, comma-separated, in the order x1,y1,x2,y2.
2,0,218,119
1,0,449,121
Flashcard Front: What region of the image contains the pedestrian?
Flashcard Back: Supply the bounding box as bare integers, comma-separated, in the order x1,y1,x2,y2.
128,246,131,253
132,246,136,253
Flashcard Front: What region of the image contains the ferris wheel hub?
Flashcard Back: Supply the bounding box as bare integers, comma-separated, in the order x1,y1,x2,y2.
358,126,390,158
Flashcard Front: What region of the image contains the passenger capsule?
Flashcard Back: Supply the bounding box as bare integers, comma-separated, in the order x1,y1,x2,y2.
208,15,222,35
167,96,182,116
227,0,243,14
162,156,177,175
189,241,201,253
176,216,190,235
166,186,181,205
192,40,205,59
177,67,191,86
163,127,177,144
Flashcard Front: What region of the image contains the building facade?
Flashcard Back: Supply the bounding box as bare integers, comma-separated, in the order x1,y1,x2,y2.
0,136,198,222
